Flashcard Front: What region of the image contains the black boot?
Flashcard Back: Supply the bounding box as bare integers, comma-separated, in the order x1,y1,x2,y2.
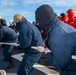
5,60,15,70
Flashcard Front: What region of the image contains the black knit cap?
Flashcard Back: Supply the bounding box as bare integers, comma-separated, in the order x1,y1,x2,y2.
1,19,7,26
35,4,55,31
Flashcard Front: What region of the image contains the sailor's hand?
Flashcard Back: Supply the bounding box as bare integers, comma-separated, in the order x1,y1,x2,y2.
37,46,51,53
44,47,51,54
37,46,45,52
13,43,18,47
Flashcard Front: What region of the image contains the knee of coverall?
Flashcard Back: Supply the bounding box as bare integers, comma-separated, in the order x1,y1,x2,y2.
3,38,18,61
17,52,41,75
45,52,53,64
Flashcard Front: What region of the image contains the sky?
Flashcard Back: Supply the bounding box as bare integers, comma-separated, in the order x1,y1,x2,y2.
0,0,76,25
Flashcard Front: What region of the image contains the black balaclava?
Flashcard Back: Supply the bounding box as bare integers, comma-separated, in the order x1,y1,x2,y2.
35,4,55,31
60,13,65,19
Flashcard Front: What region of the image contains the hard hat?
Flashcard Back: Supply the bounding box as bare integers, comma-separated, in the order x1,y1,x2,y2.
67,8,74,16
0,16,2,19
